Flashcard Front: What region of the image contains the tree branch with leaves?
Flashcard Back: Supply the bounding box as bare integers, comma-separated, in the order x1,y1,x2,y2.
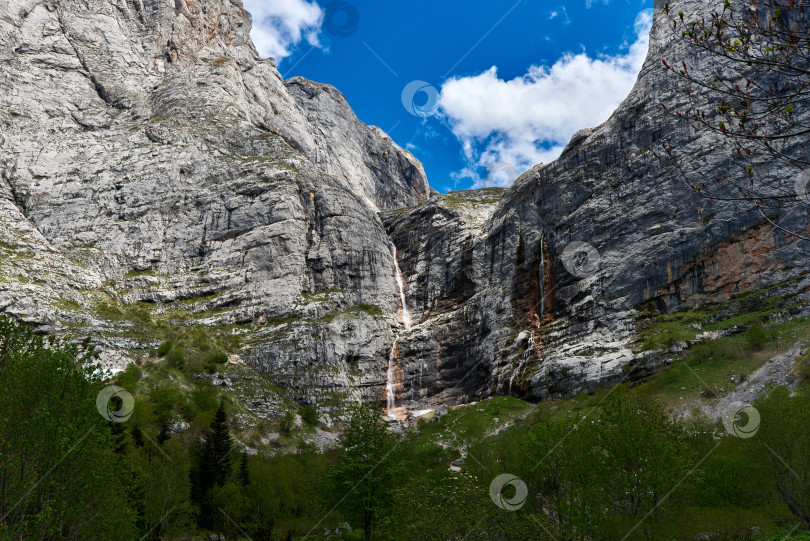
658,0,810,239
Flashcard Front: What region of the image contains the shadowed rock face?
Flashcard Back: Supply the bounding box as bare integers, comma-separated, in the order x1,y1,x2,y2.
384,0,810,408
1,0,809,418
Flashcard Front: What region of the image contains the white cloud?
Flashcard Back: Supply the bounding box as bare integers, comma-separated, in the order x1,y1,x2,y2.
548,6,570,26
634,8,654,35
243,0,323,62
438,12,652,188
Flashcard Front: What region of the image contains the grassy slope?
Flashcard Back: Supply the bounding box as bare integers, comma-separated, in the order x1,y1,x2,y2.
105,274,810,461
408,279,810,454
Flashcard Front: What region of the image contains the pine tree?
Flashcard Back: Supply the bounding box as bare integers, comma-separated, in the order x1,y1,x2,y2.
109,418,128,454
328,405,403,541
192,400,235,530
132,426,145,447
156,419,171,445
207,401,235,486
239,453,249,488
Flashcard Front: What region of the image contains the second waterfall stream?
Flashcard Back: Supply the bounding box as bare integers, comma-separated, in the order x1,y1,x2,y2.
387,241,412,420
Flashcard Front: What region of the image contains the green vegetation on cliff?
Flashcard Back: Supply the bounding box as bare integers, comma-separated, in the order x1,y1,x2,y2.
2,314,810,540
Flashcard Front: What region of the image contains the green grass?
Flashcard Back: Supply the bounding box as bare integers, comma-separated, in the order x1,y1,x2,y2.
513,313,810,422
413,396,533,451
162,304,235,323
443,193,505,210
301,288,343,299
91,293,248,357
796,350,810,380
346,304,384,316
172,291,219,305
635,277,802,352
635,315,810,410
123,269,156,278
635,336,762,401
55,299,82,312
267,315,302,326
297,289,344,306
317,304,385,323
529,388,615,424
636,308,716,351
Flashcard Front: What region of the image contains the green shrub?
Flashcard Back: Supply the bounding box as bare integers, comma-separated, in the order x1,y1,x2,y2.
207,352,228,365
150,386,184,420
280,411,295,435
754,529,810,540
157,340,173,356
116,363,142,390
301,405,319,426
166,346,185,370
188,384,218,415
746,324,768,351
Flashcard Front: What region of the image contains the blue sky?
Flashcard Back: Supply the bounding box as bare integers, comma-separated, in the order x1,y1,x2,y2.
242,0,654,193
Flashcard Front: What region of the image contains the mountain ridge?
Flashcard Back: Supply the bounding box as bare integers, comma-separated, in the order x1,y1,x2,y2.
1,0,808,424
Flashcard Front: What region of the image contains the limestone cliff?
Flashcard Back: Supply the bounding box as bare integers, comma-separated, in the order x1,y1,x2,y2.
0,0,428,416
2,0,809,422
384,0,810,408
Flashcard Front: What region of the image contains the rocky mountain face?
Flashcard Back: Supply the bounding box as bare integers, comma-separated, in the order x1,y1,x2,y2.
1,0,808,421
386,0,810,408
0,0,427,414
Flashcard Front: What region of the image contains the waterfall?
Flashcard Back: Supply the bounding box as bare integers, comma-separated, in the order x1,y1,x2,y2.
509,333,535,395
386,241,411,419
390,241,412,330
386,337,398,416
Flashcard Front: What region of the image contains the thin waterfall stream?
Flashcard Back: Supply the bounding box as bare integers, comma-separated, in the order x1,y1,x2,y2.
509,333,534,395
387,241,412,419
386,337,399,414
390,241,412,329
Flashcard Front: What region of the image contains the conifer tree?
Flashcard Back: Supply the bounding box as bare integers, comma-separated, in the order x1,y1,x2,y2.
239,453,249,488
191,400,235,530
205,401,235,487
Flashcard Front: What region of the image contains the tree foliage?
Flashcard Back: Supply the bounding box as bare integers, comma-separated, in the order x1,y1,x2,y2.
660,0,810,237
2,315,810,539
0,317,136,540
191,400,237,531
469,393,695,540
327,405,403,541
757,386,810,527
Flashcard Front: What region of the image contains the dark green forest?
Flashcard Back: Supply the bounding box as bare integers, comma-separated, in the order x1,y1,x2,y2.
0,315,809,541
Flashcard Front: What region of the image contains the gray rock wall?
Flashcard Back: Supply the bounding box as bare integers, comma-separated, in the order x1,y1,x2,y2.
1,0,808,419
0,0,428,412
385,0,810,406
